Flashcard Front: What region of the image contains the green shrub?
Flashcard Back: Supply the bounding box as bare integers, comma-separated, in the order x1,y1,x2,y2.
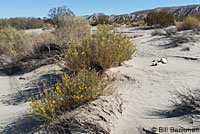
176,16,200,31
63,24,136,72
54,15,91,45
9,17,45,30
28,69,112,120
144,11,175,28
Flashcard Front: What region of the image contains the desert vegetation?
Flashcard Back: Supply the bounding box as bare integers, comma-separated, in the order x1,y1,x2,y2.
0,17,45,30
28,69,113,120
54,15,91,45
0,5,133,123
48,6,75,27
0,26,56,58
176,16,200,31
63,24,136,72
28,24,136,121
144,11,175,28
171,90,200,115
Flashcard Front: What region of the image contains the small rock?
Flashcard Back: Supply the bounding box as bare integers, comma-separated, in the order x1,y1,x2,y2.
160,57,168,64
151,61,158,66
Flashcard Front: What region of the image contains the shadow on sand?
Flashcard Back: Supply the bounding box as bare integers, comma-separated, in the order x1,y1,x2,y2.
1,116,44,134
0,73,63,106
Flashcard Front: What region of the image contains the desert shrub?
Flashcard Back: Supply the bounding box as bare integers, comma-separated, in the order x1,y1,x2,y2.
9,17,45,30
26,32,57,55
90,16,112,26
48,6,75,26
144,11,175,28
54,15,91,45
0,26,30,56
195,13,200,21
0,25,57,59
28,69,112,120
63,24,136,72
171,89,200,115
0,19,10,29
176,16,200,31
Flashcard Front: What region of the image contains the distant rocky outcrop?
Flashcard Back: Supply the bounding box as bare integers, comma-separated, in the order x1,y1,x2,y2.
87,4,200,22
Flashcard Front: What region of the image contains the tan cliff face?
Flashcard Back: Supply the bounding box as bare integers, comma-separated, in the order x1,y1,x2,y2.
87,4,200,22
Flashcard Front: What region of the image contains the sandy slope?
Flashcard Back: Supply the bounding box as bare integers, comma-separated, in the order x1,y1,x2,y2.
110,27,200,134
0,26,200,133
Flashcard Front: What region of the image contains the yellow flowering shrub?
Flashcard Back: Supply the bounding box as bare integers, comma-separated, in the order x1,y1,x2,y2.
28,69,112,120
63,24,137,72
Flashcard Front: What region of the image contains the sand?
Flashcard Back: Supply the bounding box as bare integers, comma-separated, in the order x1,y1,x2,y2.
0,26,200,133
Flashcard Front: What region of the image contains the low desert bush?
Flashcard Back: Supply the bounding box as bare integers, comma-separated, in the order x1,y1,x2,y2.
9,17,45,30
144,11,175,28
26,32,57,55
176,16,200,31
28,69,112,120
54,15,91,45
0,19,10,29
63,24,136,72
0,26,57,59
0,26,30,56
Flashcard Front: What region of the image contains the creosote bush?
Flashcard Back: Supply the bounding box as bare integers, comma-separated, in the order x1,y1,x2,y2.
54,15,91,45
63,24,137,72
28,69,112,120
144,11,175,28
176,16,200,31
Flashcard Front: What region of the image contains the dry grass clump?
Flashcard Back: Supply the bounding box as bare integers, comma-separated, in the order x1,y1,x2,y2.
54,15,91,45
171,89,200,115
176,16,200,31
63,24,136,72
28,69,112,120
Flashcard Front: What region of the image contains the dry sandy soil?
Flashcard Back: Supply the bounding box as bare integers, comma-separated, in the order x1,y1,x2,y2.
0,26,200,134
